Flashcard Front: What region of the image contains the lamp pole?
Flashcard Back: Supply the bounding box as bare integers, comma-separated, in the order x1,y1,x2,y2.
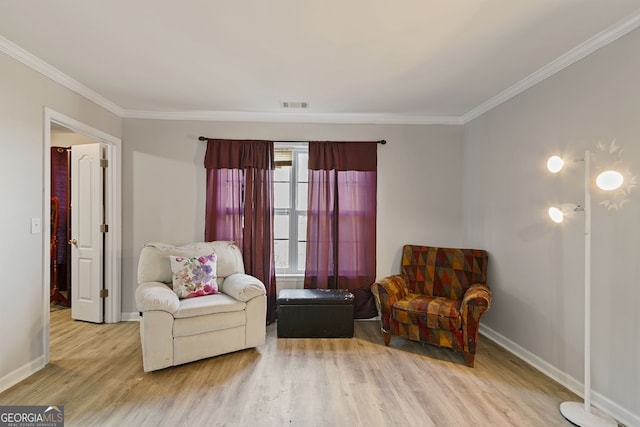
559,150,616,427
584,149,592,413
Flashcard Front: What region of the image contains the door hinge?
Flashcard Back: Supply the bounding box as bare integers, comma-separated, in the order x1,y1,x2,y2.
100,289,109,298
100,224,109,233
100,158,109,168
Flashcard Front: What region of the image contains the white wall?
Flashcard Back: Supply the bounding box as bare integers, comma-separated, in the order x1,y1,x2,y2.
463,27,640,424
121,120,465,313
0,52,121,389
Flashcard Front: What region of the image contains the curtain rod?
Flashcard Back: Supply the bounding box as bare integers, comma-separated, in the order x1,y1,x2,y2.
198,136,386,145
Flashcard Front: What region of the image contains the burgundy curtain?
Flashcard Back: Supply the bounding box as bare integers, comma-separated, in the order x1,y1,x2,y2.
204,139,277,324
304,141,378,319
51,147,70,288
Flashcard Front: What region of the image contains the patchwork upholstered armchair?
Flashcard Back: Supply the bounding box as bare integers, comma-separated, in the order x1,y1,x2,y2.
371,245,491,366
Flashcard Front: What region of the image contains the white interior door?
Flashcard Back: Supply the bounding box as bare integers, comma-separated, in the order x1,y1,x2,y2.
70,143,104,323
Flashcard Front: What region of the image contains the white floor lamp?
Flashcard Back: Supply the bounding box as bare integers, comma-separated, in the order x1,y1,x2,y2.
546,150,624,427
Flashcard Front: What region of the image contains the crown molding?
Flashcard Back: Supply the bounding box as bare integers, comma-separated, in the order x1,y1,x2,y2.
0,35,123,117
462,8,640,124
122,109,464,125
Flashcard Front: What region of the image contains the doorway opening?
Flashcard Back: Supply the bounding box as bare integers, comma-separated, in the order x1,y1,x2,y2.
49,143,70,308
43,108,122,363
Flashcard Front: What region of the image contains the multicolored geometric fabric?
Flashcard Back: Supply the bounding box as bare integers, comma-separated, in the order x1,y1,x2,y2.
401,245,488,299
371,245,491,366
392,294,461,330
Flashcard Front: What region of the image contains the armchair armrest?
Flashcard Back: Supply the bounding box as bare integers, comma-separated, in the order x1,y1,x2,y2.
371,275,409,332
371,275,409,308
460,283,491,354
221,273,266,302
135,282,180,314
461,284,491,313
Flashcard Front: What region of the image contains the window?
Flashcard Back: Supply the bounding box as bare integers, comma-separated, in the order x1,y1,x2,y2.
274,143,308,275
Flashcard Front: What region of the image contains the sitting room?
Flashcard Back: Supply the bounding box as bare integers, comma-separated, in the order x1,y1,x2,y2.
1,2,639,426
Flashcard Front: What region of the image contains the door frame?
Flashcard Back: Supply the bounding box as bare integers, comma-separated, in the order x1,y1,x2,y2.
43,108,122,362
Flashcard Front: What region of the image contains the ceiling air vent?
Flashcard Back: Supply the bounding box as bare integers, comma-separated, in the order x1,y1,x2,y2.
280,101,309,109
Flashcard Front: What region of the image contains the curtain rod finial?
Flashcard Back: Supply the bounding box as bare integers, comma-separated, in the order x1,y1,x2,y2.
198,136,207,141
380,140,387,144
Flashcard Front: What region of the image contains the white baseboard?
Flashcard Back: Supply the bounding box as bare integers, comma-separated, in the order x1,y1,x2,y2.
121,312,141,322
480,324,640,427
0,356,46,394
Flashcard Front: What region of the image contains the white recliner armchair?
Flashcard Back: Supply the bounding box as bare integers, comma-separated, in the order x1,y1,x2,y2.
135,241,266,372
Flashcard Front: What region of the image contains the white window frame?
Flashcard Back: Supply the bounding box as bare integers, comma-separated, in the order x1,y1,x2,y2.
274,142,308,276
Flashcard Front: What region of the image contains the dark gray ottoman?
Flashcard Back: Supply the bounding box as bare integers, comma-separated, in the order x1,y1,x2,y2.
277,289,354,338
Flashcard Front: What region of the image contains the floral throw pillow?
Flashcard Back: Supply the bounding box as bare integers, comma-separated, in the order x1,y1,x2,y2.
169,253,218,299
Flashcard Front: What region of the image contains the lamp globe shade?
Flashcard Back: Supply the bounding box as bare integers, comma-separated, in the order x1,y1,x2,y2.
547,156,564,173
596,170,623,191
548,207,564,223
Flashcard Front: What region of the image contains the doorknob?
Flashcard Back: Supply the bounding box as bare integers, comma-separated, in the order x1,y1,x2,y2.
68,239,77,245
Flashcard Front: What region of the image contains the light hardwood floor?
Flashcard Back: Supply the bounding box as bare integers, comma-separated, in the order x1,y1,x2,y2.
0,308,596,426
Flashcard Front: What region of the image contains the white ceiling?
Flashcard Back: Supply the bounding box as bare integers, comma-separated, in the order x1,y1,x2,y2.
1,1,640,124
